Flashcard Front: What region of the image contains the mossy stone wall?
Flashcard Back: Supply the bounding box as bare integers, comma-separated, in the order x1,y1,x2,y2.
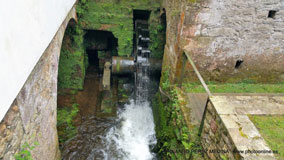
149,9,166,59
59,0,165,91
79,0,162,57
152,88,204,159
58,25,87,90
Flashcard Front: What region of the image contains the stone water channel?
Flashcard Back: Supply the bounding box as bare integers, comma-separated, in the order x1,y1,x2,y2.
61,18,160,160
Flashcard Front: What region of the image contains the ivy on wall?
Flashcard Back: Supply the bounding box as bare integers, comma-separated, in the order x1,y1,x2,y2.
152,68,204,159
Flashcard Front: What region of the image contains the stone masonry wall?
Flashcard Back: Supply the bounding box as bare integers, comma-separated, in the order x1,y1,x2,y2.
0,6,77,160
80,0,161,57
162,0,284,83
201,100,240,160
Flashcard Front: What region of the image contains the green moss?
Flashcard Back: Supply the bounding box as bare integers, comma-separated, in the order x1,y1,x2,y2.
79,1,132,56
57,103,79,147
187,0,201,3
58,24,87,90
97,51,107,59
249,115,284,160
149,10,166,59
220,154,229,160
59,0,164,91
239,127,248,139
152,89,203,159
182,82,284,93
14,142,39,160
79,0,160,57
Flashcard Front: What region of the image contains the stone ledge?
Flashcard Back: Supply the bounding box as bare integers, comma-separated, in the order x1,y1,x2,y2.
208,95,284,159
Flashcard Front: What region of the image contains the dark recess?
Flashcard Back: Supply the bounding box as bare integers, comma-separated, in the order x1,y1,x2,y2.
161,8,167,30
84,30,118,65
268,10,277,19
133,10,151,20
133,9,151,57
86,49,99,65
235,60,244,69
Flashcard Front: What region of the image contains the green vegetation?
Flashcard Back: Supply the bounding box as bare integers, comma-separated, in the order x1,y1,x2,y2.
14,142,39,160
152,92,203,159
249,115,284,160
153,68,204,159
149,10,166,59
79,0,160,57
58,0,164,92
183,82,284,93
161,68,171,91
58,20,87,90
57,103,79,146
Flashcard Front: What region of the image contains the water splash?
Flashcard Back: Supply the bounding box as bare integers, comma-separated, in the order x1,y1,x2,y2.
105,100,156,160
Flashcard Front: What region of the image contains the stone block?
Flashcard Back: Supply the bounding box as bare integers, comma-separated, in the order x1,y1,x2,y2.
210,119,218,133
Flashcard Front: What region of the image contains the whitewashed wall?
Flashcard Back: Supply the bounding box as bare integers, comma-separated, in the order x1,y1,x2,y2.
0,0,76,120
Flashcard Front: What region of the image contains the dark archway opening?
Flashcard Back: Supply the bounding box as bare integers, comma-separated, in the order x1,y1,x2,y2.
84,30,118,67
133,10,151,21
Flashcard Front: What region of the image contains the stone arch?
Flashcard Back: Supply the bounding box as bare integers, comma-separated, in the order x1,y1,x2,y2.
0,5,78,160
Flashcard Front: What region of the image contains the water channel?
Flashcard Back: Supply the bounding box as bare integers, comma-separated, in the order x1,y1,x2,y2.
61,17,160,160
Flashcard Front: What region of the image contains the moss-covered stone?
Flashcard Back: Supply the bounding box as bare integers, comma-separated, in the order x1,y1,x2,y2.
57,103,79,147
149,9,166,59
58,0,165,92
58,25,87,90
152,90,203,159
79,0,161,57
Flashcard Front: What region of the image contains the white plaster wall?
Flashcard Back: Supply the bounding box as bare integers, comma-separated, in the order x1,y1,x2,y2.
0,0,76,120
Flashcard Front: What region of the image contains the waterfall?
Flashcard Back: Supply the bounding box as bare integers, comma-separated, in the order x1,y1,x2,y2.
104,19,157,160
105,101,156,160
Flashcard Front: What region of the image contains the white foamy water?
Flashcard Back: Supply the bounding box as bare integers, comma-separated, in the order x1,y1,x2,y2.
106,100,157,160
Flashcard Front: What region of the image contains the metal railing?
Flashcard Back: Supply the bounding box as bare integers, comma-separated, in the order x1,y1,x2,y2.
183,50,212,97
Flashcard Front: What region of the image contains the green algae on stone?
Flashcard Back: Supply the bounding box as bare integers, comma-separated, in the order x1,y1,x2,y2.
58,25,87,90
149,9,166,59
58,0,164,92
152,90,204,159
57,103,79,147
79,0,161,57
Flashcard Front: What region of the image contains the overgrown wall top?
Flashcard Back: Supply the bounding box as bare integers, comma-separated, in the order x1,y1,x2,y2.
79,0,160,56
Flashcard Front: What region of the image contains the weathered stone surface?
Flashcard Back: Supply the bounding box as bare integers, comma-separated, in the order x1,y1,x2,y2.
211,95,284,115
102,62,111,91
161,0,284,83
185,93,208,126
200,95,283,160
0,6,77,160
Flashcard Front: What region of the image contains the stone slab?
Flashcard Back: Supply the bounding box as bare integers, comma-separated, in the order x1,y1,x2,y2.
211,95,284,115
208,95,284,159
186,93,208,125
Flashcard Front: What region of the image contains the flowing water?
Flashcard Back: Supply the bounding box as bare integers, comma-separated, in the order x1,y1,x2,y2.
62,75,158,160
62,19,158,160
